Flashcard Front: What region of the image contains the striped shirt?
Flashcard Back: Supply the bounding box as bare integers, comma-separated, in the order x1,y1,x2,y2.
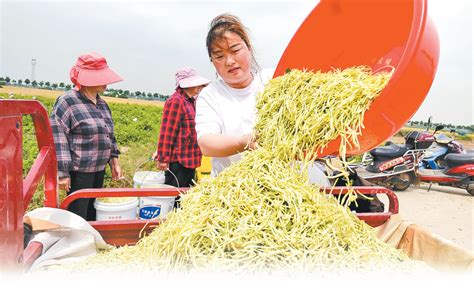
50,90,120,178
156,89,202,168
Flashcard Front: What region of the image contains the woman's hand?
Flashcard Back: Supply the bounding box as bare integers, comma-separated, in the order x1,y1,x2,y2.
156,162,169,171
110,158,123,180
58,178,71,192
153,151,168,171
242,133,258,151
198,134,259,157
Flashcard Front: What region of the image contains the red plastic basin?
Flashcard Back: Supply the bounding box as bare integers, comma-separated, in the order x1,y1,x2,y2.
274,0,440,157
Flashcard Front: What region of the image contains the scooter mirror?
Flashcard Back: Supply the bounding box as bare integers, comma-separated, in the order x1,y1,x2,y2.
434,125,444,134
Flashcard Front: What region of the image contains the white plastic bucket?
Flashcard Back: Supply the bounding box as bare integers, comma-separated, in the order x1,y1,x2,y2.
133,171,166,188
138,183,176,220
94,198,138,221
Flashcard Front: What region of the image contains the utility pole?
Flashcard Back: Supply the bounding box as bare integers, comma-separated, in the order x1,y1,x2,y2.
31,58,37,81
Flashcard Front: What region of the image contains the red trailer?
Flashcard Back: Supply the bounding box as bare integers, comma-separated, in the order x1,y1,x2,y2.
0,100,401,272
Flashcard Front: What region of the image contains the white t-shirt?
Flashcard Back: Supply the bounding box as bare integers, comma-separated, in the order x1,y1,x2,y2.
195,69,274,176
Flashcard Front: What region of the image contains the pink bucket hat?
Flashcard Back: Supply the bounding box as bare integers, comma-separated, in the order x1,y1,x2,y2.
70,52,123,90
175,67,210,88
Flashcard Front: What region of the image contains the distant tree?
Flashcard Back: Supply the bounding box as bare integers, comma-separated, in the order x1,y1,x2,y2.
45,81,50,87
153,93,159,98
65,84,72,90
135,91,142,97
5,77,10,83
17,79,23,85
39,81,44,88
52,83,58,89
12,80,17,84
117,89,123,94
0,77,4,81
31,80,38,87
24,79,31,86
124,90,130,96
147,92,153,98
59,82,65,88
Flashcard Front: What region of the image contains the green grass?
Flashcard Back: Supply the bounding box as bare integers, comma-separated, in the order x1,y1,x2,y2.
1,92,164,210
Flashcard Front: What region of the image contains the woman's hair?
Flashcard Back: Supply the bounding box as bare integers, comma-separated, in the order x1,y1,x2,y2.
206,13,260,73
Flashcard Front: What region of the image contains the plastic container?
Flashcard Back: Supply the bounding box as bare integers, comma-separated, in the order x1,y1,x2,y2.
94,198,138,221
196,156,212,181
133,171,166,188
138,184,176,220
275,0,440,157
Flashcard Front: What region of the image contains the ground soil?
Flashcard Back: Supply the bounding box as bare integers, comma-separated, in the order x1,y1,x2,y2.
379,136,473,251
378,183,473,251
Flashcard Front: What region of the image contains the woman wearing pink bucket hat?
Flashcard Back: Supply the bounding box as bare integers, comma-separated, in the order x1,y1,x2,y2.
154,67,210,188
50,52,124,220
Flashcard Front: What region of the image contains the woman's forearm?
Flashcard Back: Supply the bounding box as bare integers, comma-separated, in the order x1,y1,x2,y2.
198,134,249,157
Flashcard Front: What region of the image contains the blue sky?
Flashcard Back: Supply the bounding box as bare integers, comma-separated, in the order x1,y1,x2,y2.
1,0,472,125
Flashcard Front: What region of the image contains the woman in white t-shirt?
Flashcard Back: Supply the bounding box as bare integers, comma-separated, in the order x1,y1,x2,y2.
195,13,273,176
195,13,330,185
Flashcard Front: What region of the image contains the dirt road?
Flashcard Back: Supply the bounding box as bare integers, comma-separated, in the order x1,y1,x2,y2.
379,184,473,251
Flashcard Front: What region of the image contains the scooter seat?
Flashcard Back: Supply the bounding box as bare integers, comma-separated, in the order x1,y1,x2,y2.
370,144,409,160
444,153,474,168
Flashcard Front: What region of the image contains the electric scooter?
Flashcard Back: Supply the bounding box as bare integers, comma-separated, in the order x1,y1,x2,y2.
351,129,434,191
421,126,464,169
417,126,474,195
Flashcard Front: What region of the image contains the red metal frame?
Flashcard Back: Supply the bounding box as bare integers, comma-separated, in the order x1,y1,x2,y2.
2,97,401,272
323,186,399,228
0,100,58,270
58,186,399,247
59,188,188,246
